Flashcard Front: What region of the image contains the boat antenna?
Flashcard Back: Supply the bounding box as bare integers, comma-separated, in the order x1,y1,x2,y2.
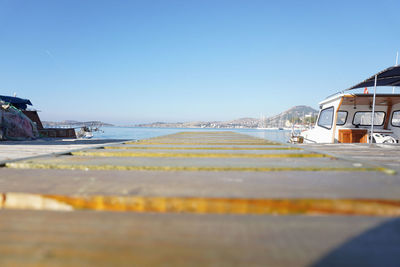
370,74,378,144
393,51,399,93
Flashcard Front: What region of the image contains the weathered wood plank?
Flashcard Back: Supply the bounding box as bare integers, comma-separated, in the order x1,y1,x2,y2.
0,169,399,199
0,210,399,267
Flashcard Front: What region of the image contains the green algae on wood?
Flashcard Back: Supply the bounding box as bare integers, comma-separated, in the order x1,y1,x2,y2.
126,142,283,146
104,146,302,151
6,162,383,173
71,151,329,159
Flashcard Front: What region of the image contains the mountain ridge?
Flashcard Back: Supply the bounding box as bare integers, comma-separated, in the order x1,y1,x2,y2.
136,105,318,128
42,120,114,128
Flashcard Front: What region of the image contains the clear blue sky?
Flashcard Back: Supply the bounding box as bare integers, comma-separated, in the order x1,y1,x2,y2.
1,0,399,124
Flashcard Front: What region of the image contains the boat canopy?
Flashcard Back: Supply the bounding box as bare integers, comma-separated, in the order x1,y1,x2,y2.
345,65,400,90
341,65,400,144
0,95,32,110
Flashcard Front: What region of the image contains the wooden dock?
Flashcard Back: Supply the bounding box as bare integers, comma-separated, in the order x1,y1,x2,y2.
1,132,400,266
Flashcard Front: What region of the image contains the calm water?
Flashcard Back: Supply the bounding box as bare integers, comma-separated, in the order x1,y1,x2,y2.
94,127,292,143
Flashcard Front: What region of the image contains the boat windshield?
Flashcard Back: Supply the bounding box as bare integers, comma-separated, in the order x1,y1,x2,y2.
336,111,347,125
317,107,334,129
392,111,400,126
353,111,385,126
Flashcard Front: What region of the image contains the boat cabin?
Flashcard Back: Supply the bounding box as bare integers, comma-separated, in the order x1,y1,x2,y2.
301,65,400,144
302,93,400,143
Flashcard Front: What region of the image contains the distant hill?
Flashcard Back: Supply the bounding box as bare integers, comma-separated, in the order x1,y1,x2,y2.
263,105,318,128
42,120,114,128
136,105,318,129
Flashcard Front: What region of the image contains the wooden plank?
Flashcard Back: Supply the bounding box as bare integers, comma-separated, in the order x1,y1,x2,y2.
6,155,373,172
0,139,127,162
0,210,399,267
1,168,399,199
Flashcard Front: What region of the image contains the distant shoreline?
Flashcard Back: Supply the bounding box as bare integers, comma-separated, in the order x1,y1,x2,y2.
42,120,114,128
42,105,317,129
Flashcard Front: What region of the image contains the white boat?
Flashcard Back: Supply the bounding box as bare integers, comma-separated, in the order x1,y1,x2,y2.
295,65,400,144
76,126,94,139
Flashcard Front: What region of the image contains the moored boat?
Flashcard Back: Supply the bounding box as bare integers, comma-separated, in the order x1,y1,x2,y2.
293,65,400,144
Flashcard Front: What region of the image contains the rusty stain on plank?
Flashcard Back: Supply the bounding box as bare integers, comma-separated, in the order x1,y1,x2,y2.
1,192,400,217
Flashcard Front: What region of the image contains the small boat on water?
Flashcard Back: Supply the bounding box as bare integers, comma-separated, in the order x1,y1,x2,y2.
292,65,400,144
76,126,94,139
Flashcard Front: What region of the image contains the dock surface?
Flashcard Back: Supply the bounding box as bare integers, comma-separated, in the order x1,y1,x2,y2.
1,132,400,266
0,139,126,162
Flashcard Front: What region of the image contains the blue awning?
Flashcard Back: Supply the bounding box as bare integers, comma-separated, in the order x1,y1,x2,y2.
0,95,33,110
346,65,400,91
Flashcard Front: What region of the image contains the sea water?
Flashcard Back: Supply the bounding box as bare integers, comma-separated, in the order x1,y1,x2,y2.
94,127,292,143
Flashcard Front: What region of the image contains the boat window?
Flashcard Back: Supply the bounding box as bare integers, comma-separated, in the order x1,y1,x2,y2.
336,111,347,125
352,111,385,126
391,110,400,127
317,106,334,129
